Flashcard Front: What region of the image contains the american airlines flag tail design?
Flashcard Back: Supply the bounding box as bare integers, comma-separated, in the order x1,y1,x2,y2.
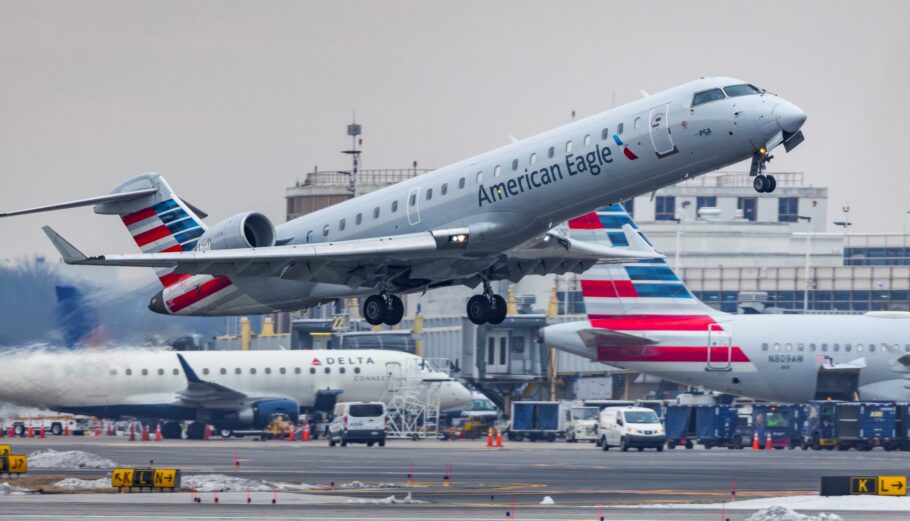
95,174,236,314
567,205,751,369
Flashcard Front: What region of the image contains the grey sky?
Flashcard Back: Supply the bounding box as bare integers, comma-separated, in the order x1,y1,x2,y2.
2,0,909,269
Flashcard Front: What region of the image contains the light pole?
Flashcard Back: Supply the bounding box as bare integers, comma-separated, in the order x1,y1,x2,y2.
674,200,692,271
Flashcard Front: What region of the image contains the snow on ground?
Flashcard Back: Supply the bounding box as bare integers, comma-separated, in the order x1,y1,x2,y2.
345,492,427,505
0,482,32,495
27,450,118,469
540,495,555,505
623,494,910,512
745,506,842,521
181,474,320,493
337,481,403,490
52,477,111,490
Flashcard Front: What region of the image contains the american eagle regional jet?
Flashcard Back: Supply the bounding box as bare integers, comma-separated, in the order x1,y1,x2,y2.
2,78,805,326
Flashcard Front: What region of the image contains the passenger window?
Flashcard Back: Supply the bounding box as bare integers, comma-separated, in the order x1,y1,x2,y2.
220,368,226,375
844,343,851,352
322,225,329,237
235,368,241,374
391,200,398,212
141,369,148,376
821,344,828,352
441,183,448,195
565,140,573,153
306,230,312,242
309,367,316,374
201,368,208,375
869,344,875,352
617,123,624,135
110,369,118,375
476,171,483,183
833,344,840,352
511,159,518,171
797,343,804,352
172,368,179,375
339,218,346,231
584,134,591,146
250,368,257,375
280,367,286,374
761,343,768,351
773,343,780,351
494,165,501,177
634,117,641,129
857,344,864,352
785,343,792,352
426,188,433,201
339,367,346,374
373,207,380,219
548,146,555,158
354,367,361,374
159,368,166,375
265,367,272,374
459,177,465,189
356,213,362,225
692,88,725,107
324,367,331,374
530,152,537,165
601,128,609,140
126,369,132,376
409,193,416,206
809,343,816,351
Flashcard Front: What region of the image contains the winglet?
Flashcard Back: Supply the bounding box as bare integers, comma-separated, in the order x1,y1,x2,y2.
177,354,202,383
621,224,662,258
41,226,88,263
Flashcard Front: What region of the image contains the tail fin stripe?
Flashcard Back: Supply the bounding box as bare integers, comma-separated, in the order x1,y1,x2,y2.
158,208,189,224
625,266,678,281
590,314,716,331
160,245,184,253
175,228,204,244
568,213,603,230
151,199,179,213
180,240,198,251
121,208,157,226
134,225,173,247
165,219,198,234
581,280,638,298
633,283,691,298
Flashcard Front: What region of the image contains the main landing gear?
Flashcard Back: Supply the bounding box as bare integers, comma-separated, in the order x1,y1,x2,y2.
753,174,777,193
466,281,507,325
363,293,404,326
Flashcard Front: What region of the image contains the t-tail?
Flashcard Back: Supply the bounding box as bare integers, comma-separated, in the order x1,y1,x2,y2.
566,205,749,368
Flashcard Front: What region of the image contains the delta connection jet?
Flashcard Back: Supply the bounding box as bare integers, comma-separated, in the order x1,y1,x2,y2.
2,78,805,326
538,206,910,403
0,348,471,438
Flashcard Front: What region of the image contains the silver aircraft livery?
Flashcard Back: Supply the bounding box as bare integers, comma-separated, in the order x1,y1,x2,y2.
539,206,910,403
2,78,806,326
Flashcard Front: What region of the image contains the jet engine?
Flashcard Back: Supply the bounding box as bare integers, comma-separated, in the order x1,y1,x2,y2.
196,212,275,251
234,398,300,429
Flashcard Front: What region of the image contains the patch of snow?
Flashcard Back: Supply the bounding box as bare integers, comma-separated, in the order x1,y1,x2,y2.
27,450,118,469
345,492,427,505
0,482,32,495
619,494,910,512
540,495,555,505
181,474,320,493
337,480,403,489
745,506,843,521
52,477,111,490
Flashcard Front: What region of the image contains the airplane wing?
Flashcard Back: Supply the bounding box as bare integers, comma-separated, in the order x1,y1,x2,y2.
577,328,657,349
174,354,247,405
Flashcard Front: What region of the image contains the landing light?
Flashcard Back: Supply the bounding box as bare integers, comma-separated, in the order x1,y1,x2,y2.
449,234,468,244
759,146,767,155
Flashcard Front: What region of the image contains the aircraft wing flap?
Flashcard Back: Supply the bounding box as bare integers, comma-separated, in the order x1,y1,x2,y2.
577,328,657,349
506,231,663,263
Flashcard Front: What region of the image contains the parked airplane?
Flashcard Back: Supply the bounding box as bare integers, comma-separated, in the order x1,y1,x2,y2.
0,348,471,438
2,78,805,326
539,205,910,402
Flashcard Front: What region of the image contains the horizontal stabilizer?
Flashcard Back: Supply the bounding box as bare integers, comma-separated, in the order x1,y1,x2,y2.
621,224,660,257
0,188,158,219
42,226,87,263
577,328,657,349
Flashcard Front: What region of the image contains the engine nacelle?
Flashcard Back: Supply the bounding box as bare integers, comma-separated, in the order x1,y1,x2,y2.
196,211,275,251
235,398,300,429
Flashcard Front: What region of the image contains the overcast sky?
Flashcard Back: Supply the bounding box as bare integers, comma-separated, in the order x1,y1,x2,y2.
2,0,909,270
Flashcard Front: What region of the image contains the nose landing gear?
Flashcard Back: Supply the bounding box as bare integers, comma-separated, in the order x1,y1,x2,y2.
749,150,777,193
467,280,507,325
363,293,404,326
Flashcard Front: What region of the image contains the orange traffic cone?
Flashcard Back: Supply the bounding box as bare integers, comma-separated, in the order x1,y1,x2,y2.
495,429,503,448
63,424,70,436
288,427,296,442
204,425,212,440
7,426,13,438
752,432,759,450
486,428,493,448
764,433,773,450
39,426,46,439
27,426,34,438
141,425,150,441
154,423,163,441
128,424,136,441
94,423,101,437
303,426,310,442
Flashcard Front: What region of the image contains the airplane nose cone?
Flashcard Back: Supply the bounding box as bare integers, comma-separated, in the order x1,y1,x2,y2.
773,100,807,134
441,381,472,410
148,290,168,315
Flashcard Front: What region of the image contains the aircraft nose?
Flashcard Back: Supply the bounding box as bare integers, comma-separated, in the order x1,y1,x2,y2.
441,381,472,410
773,100,807,134
148,290,168,315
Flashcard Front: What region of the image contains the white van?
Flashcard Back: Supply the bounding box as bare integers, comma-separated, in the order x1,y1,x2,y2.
328,402,387,447
596,407,665,452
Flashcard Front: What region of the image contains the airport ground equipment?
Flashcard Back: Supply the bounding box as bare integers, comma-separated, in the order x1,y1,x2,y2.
752,403,804,449
563,405,599,442
665,405,738,449
0,453,27,476
664,405,696,449
381,357,444,440
508,401,560,442
895,403,910,450
1,415,89,436
801,401,898,451
111,468,181,491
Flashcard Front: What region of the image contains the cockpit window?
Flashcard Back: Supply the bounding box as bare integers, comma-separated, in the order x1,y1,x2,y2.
723,84,761,97
692,88,725,107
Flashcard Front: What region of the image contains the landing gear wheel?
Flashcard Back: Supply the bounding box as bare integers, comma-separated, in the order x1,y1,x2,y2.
383,295,404,326
163,421,183,440
363,295,388,326
185,422,206,440
488,294,507,325
219,428,234,439
753,174,768,193
766,175,777,193
467,295,491,325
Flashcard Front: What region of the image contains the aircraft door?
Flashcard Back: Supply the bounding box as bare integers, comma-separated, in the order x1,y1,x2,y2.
649,103,679,158
706,323,732,371
385,361,402,392
407,187,421,225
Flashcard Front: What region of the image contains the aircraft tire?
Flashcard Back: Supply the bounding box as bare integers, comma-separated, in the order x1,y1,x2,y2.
163,421,183,440
467,295,491,325
766,175,777,193
488,295,507,324
753,175,768,193
185,422,206,440
363,295,388,326
383,295,404,326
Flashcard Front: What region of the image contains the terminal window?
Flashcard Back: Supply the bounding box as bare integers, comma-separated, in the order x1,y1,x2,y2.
655,196,676,221
778,197,799,222
696,196,716,211
737,197,757,221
